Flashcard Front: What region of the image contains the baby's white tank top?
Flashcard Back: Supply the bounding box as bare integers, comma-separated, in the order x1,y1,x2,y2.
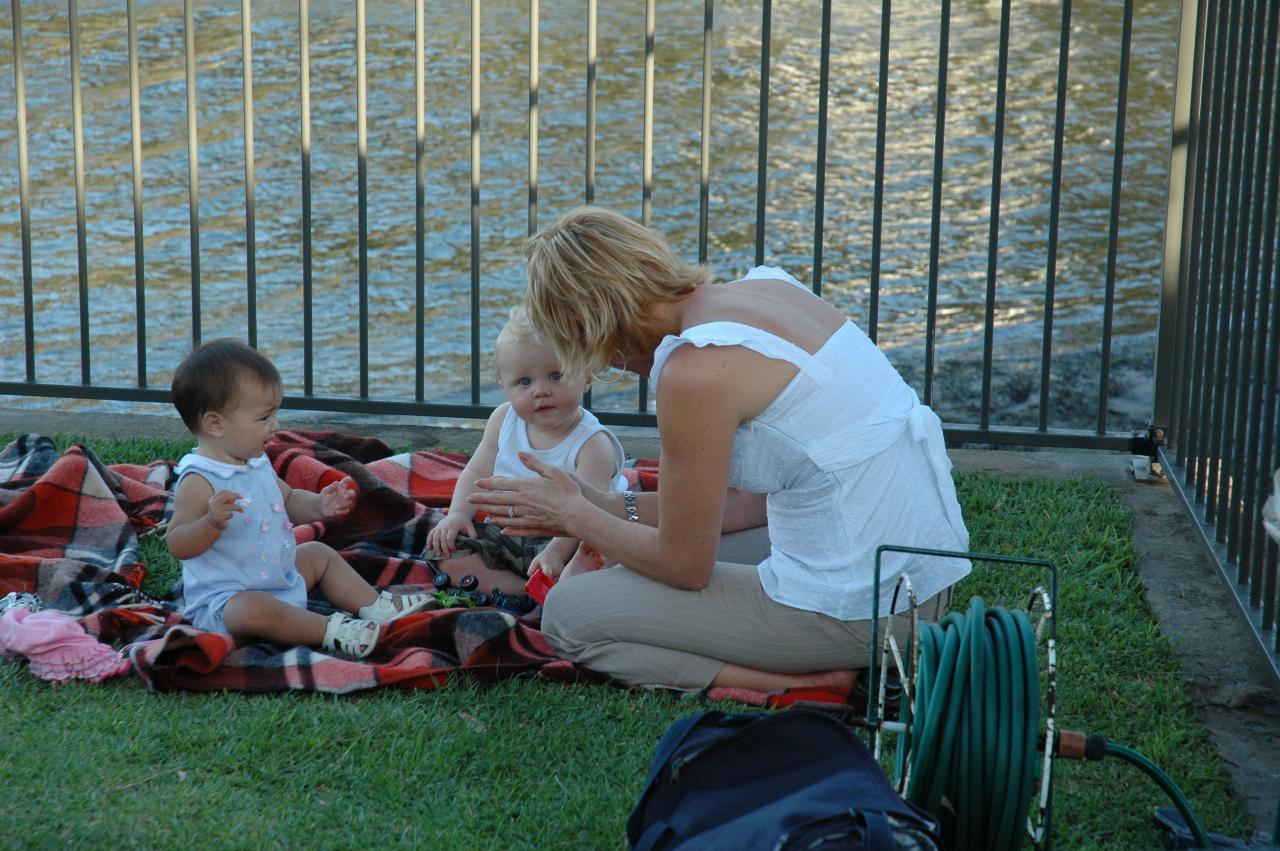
493,406,629,493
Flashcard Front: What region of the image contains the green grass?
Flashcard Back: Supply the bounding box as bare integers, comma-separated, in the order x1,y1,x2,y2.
0,435,1256,848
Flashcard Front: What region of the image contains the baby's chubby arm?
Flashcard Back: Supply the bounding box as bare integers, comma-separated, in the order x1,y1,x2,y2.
573,429,624,495
165,473,242,560
426,404,505,557
279,475,357,524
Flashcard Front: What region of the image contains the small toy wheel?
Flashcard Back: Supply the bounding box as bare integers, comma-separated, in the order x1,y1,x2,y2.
432,572,451,590
457,574,479,592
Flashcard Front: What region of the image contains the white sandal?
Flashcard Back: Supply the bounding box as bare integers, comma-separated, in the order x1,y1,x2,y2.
358,590,436,624
321,613,381,658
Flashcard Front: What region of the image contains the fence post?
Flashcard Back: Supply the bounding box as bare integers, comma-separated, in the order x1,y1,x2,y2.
1155,0,1203,446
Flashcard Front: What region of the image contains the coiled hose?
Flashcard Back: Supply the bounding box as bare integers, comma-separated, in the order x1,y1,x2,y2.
905,596,1040,850
900,596,1216,849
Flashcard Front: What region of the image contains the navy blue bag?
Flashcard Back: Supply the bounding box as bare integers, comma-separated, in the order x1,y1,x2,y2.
626,708,942,851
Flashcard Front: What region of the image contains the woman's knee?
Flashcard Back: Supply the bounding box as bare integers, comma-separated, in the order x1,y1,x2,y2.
540,576,607,654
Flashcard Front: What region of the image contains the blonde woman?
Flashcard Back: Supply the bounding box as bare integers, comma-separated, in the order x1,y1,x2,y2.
471,206,970,694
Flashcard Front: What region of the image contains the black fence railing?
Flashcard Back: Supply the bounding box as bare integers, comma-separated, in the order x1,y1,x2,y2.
1157,0,1279,675
2,1,1179,452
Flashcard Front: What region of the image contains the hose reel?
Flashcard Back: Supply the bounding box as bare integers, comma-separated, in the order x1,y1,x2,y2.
827,545,1222,850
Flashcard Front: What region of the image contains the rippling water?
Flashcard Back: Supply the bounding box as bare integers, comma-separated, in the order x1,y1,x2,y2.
0,0,1181,424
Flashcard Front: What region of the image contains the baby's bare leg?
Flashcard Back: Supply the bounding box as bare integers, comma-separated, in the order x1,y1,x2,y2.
222,591,329,646
295,541,379,614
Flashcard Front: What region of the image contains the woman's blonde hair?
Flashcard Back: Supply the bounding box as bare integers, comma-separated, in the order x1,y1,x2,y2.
524,206,712,380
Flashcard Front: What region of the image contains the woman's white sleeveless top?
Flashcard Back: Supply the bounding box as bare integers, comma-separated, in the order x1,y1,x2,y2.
649,266,971,621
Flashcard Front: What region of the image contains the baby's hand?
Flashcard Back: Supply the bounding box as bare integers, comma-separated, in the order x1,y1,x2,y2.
426,512,474,559
529,547,566,579
318,477,357,520
207,490,243,530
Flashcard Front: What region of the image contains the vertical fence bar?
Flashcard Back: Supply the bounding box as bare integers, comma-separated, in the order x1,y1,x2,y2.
1202,0,1245,520
753,0,770,267
1240,0,1277,584
126,0,147,386
414,0,425,401
1095,0,1133,435
241,0,257,347
1253,52,1280,619
638,0,655,413
300,0,314,395
1249,2,1280,614
585,0,596,204
1261,206,1280,628
527,0,538,236
1226,0,1266,561
1189,0,1230,504
67,0,90,383
923,0,951,406
470,0,481,402
1158,0,1204,451
578,0,595,410
980,0,1013,431
868,0,891,341
183,0,201,347
811,0,831,298
1210,0,1250,532
641,0,655,228
10,0,34,382
1172,0,1208,465
697,0,713,264
357,0,369,397
1038,0,1073,430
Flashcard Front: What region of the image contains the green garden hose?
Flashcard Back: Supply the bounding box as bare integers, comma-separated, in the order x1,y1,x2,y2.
1101,742,1211,847
899,595,1218,850
904,596,1040,851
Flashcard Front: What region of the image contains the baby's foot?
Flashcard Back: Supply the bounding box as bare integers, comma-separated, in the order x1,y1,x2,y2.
563,544,607,576
359,590,437,624
321,613,381,658
559,546,610,583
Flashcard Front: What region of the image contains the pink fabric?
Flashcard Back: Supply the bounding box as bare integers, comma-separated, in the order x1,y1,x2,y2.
0,608,132,683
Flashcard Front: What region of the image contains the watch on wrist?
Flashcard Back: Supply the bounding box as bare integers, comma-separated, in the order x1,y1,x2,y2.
622,490,640,522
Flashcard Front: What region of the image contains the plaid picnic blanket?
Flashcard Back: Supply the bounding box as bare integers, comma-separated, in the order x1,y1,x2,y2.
0,430,600,694
0,429,838,707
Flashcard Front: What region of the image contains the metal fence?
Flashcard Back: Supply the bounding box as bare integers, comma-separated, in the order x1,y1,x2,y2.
2,3,1275,661
1157,0,1279,673
3,0,1171,447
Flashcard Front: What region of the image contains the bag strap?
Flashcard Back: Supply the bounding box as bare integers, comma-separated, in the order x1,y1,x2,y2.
861,810,896,851
633,820,675,851
638,711,719,791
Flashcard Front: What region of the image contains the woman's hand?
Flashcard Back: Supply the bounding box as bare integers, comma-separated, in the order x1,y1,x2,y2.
470,451,589,538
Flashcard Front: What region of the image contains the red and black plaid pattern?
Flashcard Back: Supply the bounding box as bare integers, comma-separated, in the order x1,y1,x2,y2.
0,434,167,612
0,431,609,694
2,430,822,705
